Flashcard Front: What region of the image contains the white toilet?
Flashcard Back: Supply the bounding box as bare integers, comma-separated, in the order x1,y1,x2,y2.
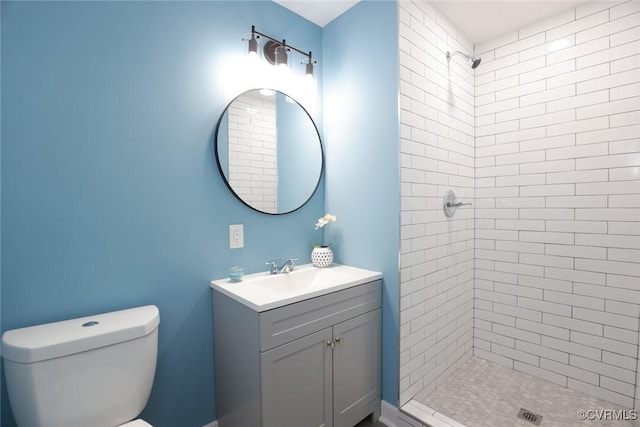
2,305,160,427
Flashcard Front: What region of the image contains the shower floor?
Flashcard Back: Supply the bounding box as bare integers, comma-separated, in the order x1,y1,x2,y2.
415,357,637,427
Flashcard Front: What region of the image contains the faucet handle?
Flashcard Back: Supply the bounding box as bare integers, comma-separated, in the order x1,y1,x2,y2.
280,257,298,273
266,256,284,265
265,260,278,274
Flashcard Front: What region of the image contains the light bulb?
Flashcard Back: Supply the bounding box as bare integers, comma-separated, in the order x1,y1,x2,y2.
275,45,288,68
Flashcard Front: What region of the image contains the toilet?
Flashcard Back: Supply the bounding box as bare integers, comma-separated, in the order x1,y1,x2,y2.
2,305,160,427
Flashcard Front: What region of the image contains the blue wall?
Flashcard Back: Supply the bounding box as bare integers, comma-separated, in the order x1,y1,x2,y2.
323,0,400,406
1,2,323,426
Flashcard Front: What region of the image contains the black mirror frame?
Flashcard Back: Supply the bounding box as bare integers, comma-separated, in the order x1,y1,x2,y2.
214,88,324,215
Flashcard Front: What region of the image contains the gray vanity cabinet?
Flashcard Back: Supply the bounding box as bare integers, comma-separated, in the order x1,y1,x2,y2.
333,309,381,427
212,279,382,427
261,327,333,427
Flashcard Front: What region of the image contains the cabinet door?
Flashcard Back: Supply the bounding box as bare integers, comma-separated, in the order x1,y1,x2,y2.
261,327,333,427
332,309,381,427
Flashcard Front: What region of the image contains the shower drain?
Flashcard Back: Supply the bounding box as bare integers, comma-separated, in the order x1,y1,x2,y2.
517,408,543,425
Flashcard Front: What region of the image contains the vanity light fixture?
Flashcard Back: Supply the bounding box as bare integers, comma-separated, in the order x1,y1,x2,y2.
305,53,314,77
247,32,259,57
244,25,317,77
274,43,288,68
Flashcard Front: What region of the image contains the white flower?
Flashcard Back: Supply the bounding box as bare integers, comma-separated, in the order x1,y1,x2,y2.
314,213,336,230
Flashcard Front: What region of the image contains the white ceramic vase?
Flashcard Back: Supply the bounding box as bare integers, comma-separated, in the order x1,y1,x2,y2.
311,246,333,268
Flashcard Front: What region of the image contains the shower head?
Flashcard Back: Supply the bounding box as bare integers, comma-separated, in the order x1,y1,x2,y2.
446,50,482,69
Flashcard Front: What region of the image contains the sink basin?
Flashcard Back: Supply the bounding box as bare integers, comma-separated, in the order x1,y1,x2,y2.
211,263,382,312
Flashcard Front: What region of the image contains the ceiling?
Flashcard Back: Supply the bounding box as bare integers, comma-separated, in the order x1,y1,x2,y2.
273,0,362,27
273,0,597,45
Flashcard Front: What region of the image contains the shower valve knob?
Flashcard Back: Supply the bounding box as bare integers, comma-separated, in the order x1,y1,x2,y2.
443,190,472,217
451,200,472,208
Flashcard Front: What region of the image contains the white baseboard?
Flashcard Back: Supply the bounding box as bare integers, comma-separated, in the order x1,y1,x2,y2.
202,422,217,427
379,399,400,427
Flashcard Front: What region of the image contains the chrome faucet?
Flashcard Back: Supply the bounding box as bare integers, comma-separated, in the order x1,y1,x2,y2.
265,257,298,274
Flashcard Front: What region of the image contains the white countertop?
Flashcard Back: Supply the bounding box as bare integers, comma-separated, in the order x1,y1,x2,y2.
210,263,382,312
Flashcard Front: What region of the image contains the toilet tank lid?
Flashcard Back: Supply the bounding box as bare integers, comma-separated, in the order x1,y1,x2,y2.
2,305,159,363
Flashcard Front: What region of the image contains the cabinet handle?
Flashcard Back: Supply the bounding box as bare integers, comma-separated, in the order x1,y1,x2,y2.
335,337,344,345
327,340,335,349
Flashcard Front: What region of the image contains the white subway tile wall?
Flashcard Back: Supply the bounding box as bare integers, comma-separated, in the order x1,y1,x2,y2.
399,0,640,412
227,92,278,213
474,0,639,409
399,0,475,406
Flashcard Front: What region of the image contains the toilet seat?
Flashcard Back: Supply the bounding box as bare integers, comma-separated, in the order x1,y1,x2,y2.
119,420,153,427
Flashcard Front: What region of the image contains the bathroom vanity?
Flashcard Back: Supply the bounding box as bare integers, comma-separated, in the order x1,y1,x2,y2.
211,264,382,427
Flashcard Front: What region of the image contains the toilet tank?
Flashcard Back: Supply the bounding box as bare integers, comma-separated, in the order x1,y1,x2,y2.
2,305,160,427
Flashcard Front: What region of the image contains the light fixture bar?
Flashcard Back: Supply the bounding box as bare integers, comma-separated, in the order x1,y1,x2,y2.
248,25,315,76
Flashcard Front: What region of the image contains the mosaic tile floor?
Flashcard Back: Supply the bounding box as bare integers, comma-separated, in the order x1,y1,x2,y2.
421,357,637,427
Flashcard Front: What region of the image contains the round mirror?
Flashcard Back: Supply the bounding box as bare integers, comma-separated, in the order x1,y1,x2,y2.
215,89,323,214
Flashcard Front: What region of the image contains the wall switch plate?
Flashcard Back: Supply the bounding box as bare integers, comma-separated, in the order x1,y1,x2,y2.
229,224,244,249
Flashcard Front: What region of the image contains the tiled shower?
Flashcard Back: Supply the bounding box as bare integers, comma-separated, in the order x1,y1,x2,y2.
398,0,640,420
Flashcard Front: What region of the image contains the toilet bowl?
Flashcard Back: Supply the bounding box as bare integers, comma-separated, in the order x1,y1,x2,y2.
2,305,160,427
